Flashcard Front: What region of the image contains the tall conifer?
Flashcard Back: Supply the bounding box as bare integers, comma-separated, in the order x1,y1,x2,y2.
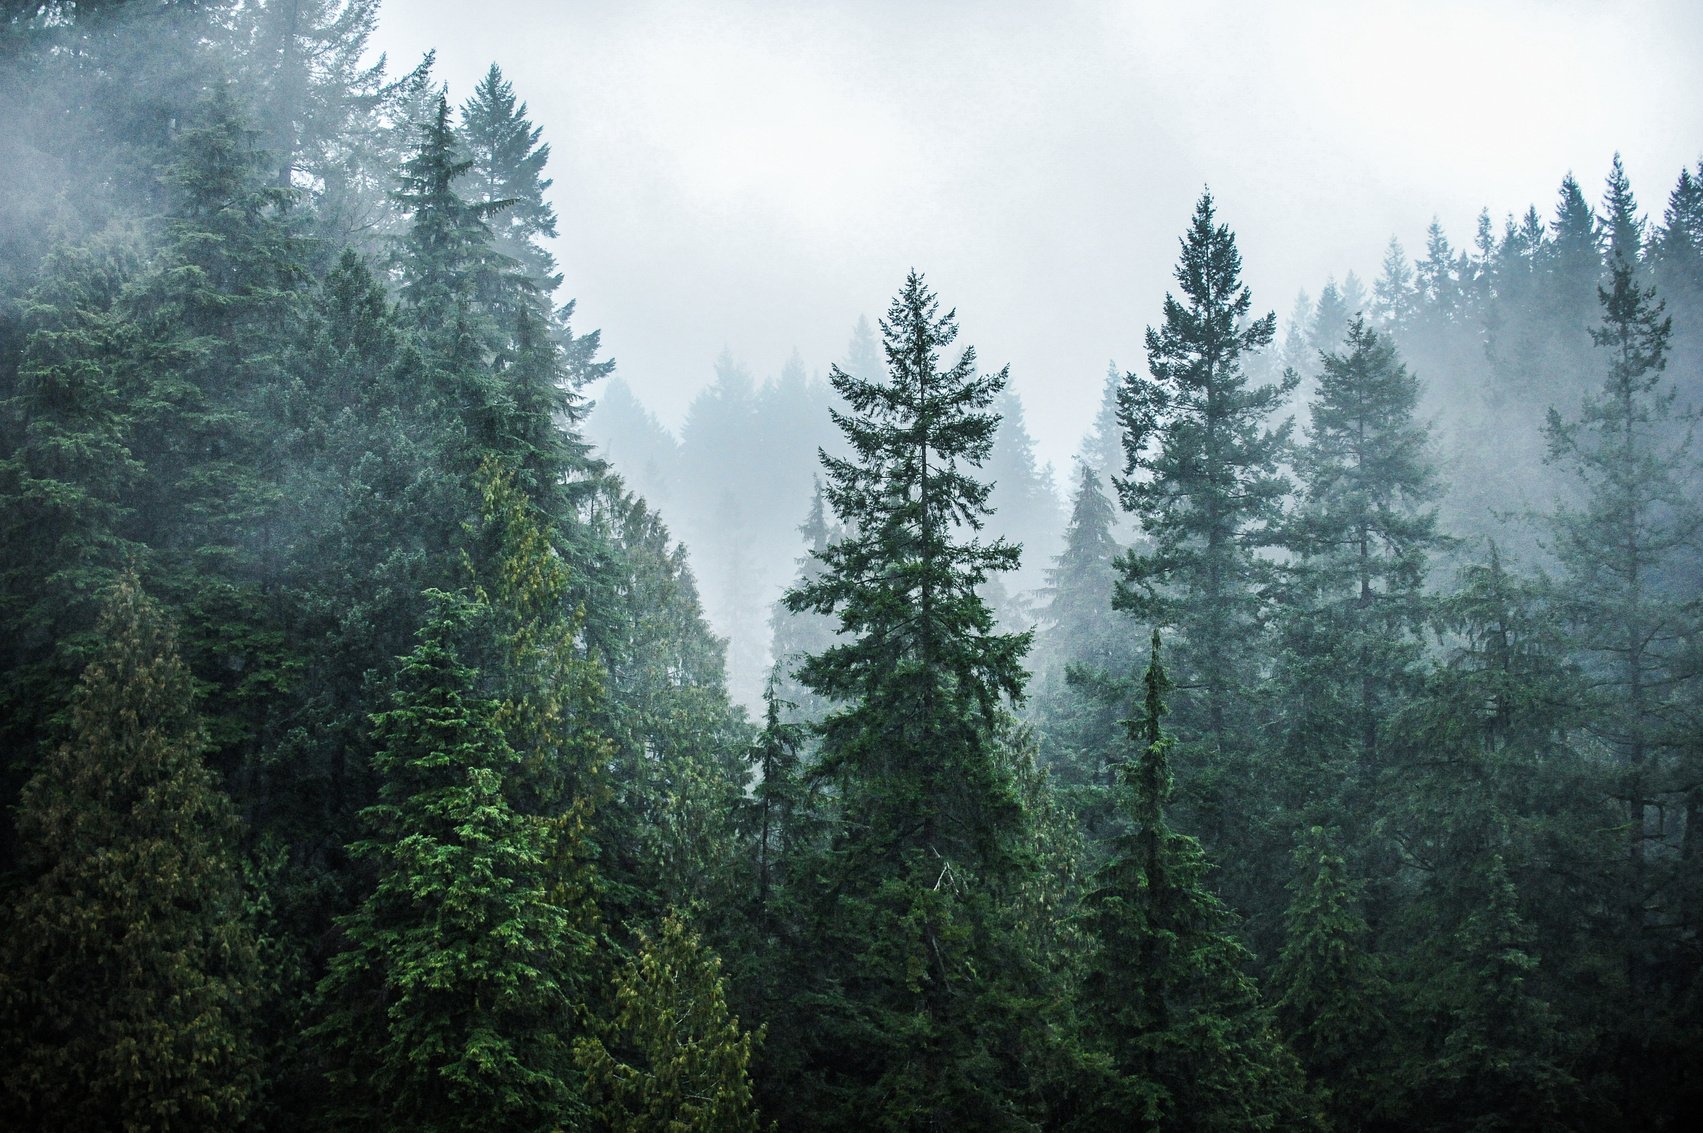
0,574,261,1130
781,271,1041,1129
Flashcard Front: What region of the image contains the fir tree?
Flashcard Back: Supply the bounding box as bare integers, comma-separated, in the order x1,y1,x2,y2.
780,270,1041,1129
460,63,561,296
1074,632,1309,1133
311,589,584,1133
1116,189,1293,755
0,573,262,1131
1543,258,1698,1008
1362,233,1416,332
1272,825,1391,1129
1278,316,1442,818
0,226,149,853
575,914,765,1133
1600,153,1645,272
1031,464,1136,820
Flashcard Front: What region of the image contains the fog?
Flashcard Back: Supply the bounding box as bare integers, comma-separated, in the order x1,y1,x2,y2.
372,0,1703,469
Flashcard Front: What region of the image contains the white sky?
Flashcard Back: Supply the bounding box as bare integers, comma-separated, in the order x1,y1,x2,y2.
372,0,1703,475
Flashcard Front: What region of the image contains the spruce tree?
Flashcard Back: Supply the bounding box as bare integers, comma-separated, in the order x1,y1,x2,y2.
311,589,583,1133
0,573,261,1131
1543,257,1699,1018
1031,464,1135,821
0,227,149,857
1116,189,1293,753
1277,316,1442,828
780,270,1041,1130
1074,632,1309,1133
575,914,765,1133
460,63,562,296
1272,825,1391,1130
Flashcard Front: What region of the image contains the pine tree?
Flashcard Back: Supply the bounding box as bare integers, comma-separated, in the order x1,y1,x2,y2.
460,63,561,296
1272,825,1391,1129
575,914,765,1133
0,573,262,1131
1074,632,1309,1133
1543,258,1699,1010
986,385,1062,602
768,478,840,725
0,226,149,854
1407,854,1582,1132
780,270,1041,1129
1650,163,1703,411
1116,189,1293,754
1600,153,1645,273
1371,238,1415,335
392,94,514,375
1077,361,1125,486
311,589,584,1133
1278,316,1442,821
1031,464,1136,814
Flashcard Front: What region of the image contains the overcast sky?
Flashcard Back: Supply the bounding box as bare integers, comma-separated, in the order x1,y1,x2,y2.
372,0,1703,474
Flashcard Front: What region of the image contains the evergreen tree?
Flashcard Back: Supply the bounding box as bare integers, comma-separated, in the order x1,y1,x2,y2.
1115,189,1293,755
1031,464,1136,818
986,385,1062,603
1650,162,1703,412
1074,632,1309,1133
1272,825,1391,1130
780,271,1041,1129
1278,316,1442,822
1543,258,1699,1015
460,63,561,296
232,0,387,195
768,478,841,726
1600,153,1646,272
1077,361,1125,487
311,589,584,1132
1371,238,1415,335
587,374,679,509
1405,854,1583,1132
0,574,261,1131
575,914,765,1133
392,94,515,375
0,226,149,855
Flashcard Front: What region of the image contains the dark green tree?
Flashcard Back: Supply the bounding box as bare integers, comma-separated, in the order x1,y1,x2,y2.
460,63,561,296
1277,316,1443,826
1074,632,1310,1133
1272,825,1391,1130
1542,257,1699,1044
780,270,1042,1130
0,227,149,858
311,589,584,1133
1115,189,1294,753
0,573,262,1131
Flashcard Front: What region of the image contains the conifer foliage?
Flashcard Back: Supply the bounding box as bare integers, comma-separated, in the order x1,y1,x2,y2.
1074,632,1307,1133
781,271,1041,1129
311,590,583,1133
1116,190,1294,750
0,573,262,1131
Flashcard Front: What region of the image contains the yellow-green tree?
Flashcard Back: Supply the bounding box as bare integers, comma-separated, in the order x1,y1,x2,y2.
0,573,261,1131
576,913,765,1133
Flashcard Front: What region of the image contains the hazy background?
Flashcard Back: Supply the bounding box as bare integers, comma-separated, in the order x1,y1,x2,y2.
370,0,1703,472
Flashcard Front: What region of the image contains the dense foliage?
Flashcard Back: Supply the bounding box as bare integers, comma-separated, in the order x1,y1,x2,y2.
1,4,1699,1130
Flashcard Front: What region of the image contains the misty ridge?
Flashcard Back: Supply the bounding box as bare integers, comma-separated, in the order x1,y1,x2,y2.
1,3,1701,1132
